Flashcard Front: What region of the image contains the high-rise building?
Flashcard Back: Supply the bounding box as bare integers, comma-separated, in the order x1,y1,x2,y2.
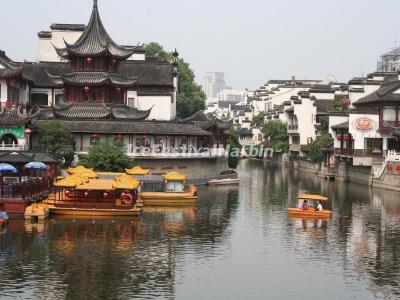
203,72,226,100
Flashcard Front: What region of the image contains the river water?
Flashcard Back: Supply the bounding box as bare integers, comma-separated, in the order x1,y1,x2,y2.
0,160,399,300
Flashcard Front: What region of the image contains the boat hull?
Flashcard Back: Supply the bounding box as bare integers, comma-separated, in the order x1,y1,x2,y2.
140,192,197,206
208,179,240,186
288,208,332,218
48,207,142,216
140,185,198,206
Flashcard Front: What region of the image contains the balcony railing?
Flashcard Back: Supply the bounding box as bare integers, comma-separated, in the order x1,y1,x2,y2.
0,144,26,151
290,144,300,152
76,147,229,158
334,148,384,157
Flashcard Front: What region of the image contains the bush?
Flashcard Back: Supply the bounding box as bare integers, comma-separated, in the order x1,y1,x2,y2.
227,130,242,169
80,139,134,172
261,121,289,153
309,134,333,163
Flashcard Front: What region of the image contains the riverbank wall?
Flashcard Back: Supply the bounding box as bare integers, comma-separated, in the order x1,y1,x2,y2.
290,158,400,192
135,157,234,185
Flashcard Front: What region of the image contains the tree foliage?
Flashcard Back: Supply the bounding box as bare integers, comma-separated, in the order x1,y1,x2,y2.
261,121,289,153
80,139,133,172
38,122,74,165
145,42,206,119
309,133,333,163
328,95,348,113
227,129,242,169
251,113,265,127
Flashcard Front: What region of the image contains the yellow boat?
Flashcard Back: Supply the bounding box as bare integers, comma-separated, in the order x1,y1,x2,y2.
288,194,332,218
140,172,198,205
44,171,143,217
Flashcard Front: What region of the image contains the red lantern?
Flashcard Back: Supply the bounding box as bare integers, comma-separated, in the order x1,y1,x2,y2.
343,135,349,141
103,192,108,197
387,165,393,171
84,191,89,196
25,128,32,136
84,86,90,93
116,134,124,140
396,165,400,172
337,136,342,141
116,87,121,93
111,59,117,64
65,190,70,195
86,57,92,64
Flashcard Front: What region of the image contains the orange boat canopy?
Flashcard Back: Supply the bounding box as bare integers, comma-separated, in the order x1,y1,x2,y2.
163,172,186,181
113,181,139,190
125,166,150,176
297,194,328,201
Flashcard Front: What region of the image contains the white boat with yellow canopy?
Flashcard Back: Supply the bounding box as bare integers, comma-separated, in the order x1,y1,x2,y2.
43,166,143,216
140,172,197,205
288,194,332,218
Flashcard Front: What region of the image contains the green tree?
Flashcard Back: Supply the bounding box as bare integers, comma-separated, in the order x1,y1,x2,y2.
38,122,74,165
261,121,289,153
251,113,265,127
227,129,242,169
308,133,333,163
145,42,206,119
80,139,133,172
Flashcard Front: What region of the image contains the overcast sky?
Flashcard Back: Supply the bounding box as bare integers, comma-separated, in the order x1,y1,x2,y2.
1,0,400,89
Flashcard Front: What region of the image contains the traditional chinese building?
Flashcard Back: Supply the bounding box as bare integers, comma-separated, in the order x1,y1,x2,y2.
0,0,232,178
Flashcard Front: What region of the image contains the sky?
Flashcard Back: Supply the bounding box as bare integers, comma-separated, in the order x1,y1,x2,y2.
1,0,400,90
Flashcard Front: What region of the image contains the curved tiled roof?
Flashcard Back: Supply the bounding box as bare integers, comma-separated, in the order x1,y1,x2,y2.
0,51,22,79
32,119,211,136
0,107,35,127
353,80,400,106
56,72,137,87
180,111,233,131
54,0,134,60
39,103,151,121
38,103,152,121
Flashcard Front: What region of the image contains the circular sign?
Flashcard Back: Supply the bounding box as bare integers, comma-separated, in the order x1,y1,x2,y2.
355,117,373,131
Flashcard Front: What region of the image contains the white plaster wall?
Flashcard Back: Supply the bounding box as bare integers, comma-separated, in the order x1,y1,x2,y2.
348,114,380,150
0,80,7,103
310,92,335,100
293,100,316,145
38,30,82,62
137,95,172,121
128,53,145,61
328,115,349,148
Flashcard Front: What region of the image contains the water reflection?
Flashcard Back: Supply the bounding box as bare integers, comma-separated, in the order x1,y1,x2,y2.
1,160,400,299
0,186,239,300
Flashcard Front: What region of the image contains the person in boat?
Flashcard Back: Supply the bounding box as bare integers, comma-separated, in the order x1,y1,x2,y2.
315,201,323,212
300,200,309,210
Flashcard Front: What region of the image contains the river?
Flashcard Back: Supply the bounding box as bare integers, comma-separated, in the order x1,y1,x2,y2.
0,160,399,300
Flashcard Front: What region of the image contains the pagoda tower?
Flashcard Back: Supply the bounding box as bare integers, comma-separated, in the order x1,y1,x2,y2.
52,0,137,104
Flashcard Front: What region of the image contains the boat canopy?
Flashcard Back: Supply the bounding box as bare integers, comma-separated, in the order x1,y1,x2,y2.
116,174,140,185
113,181,139,190
68,166,98,178
75,179,115,191
125,166,150,176
163,172,186,181
297,194,328,201
54,179,77,187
